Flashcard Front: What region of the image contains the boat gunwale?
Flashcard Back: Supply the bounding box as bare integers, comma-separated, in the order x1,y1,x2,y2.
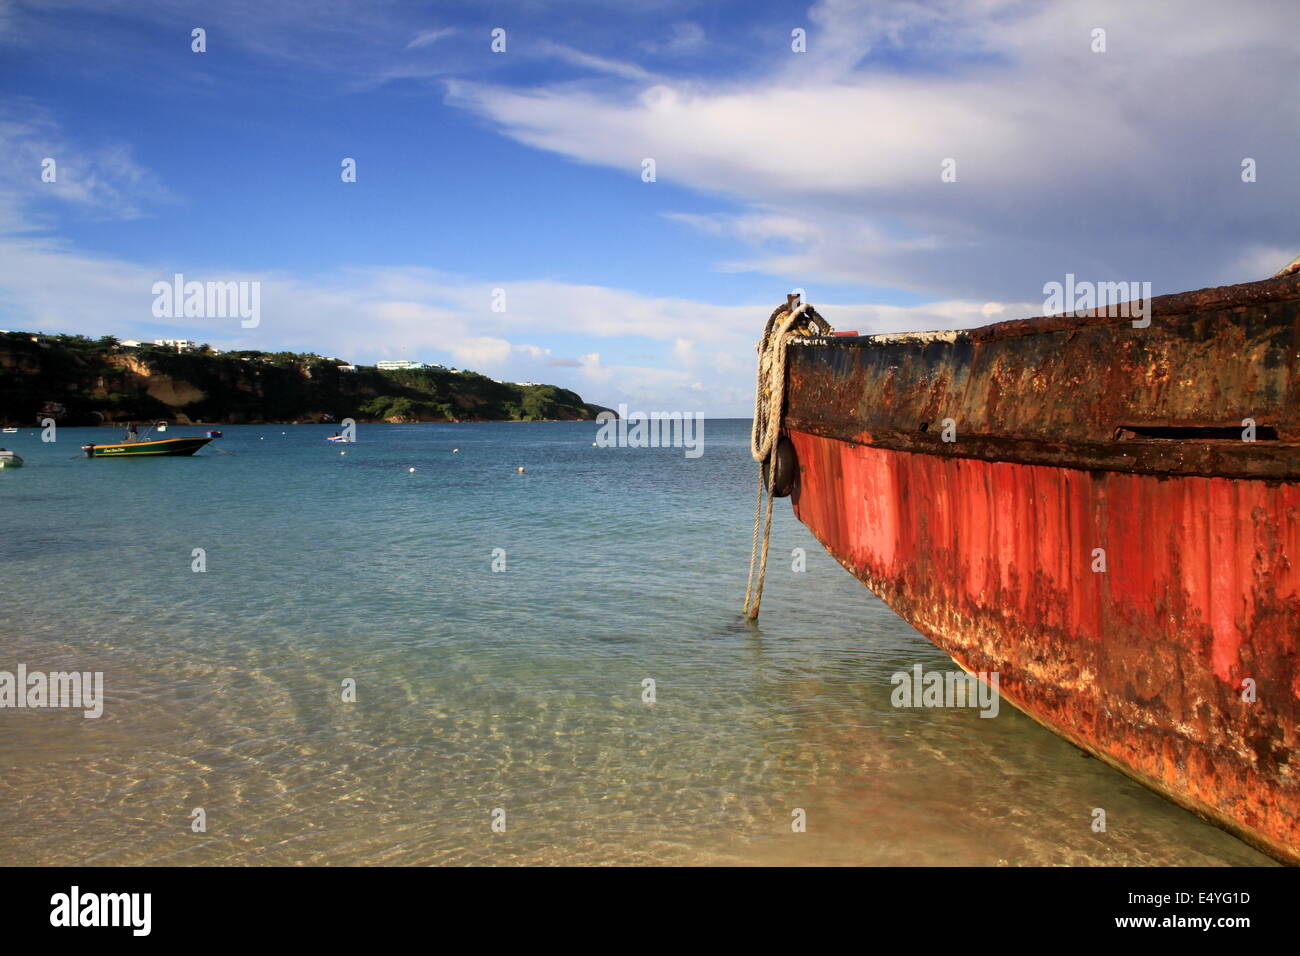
794,273,1300,347
84,436,211,450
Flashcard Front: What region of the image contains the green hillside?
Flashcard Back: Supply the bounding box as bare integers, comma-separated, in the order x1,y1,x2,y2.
0,332,609,426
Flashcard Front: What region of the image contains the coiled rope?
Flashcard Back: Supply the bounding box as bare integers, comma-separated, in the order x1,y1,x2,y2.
743,298,831,619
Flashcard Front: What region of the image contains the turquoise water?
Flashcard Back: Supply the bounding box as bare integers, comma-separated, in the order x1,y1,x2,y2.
0,421,1273,865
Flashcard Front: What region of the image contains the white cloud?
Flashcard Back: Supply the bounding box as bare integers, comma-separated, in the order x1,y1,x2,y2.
444,0,1300,299
407,27,456,49
445,335,512,370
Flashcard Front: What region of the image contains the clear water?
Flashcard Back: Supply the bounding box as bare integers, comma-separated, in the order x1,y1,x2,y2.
0,421,1273,865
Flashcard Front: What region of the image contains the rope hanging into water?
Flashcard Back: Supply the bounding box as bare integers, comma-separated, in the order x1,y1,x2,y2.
744,298,831,620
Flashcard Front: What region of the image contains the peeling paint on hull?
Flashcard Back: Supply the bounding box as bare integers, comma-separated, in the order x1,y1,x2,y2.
781,274,1300,864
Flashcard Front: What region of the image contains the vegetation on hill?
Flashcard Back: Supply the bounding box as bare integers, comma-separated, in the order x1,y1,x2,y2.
0,331,606,425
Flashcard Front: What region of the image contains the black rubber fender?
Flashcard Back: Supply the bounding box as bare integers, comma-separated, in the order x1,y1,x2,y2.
763,435,798,497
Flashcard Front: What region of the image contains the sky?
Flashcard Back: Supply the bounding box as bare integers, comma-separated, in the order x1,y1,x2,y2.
1,0,1297,414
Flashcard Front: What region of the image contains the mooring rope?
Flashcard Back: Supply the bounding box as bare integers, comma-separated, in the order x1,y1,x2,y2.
743,299,831,620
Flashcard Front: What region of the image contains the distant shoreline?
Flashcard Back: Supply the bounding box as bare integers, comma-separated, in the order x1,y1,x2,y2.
1,331,614,427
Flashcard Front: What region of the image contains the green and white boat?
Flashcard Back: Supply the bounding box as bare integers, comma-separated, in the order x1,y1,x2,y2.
81,430,212,457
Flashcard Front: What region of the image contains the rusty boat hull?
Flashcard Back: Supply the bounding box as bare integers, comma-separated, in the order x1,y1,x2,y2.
780,273,1300,863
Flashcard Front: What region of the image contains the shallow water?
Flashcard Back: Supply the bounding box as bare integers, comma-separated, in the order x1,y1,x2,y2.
0,421,1273,865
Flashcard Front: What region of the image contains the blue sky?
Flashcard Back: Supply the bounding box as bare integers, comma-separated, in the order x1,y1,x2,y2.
1,0,1297,413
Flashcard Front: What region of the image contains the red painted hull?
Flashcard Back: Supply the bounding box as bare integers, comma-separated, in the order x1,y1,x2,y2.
790,433,1299,861
779,274,1300,863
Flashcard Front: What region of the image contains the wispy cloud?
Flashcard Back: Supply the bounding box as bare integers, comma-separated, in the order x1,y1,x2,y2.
406,26,457,49
642,22,706,56
533,40,655,82
0,103,174,226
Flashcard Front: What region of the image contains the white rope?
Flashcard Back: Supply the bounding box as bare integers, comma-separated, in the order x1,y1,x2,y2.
744,300,830,620
1274,253,1300,278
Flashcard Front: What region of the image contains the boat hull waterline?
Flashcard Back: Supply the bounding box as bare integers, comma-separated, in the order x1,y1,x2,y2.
81,437,213,458
779,273,1300,864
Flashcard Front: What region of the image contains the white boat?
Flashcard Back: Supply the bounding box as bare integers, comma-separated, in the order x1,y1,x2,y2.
0,449,24,468
1,428,16,434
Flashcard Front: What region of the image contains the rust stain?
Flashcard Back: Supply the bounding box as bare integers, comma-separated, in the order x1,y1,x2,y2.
787,273,1300,457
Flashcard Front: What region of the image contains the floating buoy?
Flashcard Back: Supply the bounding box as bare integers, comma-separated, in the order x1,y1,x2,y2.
452,448,459,453
408,467,416,473
591,442,597,446
517,466,525,473
340,451,346,456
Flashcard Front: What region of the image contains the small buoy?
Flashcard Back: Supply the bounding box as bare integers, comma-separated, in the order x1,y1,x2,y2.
340,450,346,456
517,466,525,473
409,467,416,473
260,436,265,440
452,448,459,453
591,442,597,446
